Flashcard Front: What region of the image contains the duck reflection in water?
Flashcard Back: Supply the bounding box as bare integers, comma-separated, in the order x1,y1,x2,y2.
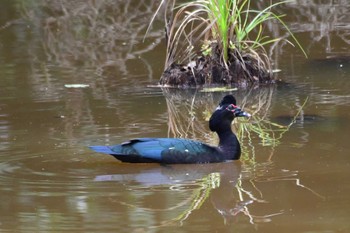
94,161,253,224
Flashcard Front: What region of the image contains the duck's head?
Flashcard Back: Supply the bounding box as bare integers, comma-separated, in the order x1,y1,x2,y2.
209,95,250,132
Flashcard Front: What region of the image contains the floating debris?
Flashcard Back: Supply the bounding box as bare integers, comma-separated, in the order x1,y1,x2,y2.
200,87,238,93
271,69,282,73
64,84,90,88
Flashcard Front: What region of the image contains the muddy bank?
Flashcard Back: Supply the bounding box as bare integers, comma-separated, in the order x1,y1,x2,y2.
159,46,275,88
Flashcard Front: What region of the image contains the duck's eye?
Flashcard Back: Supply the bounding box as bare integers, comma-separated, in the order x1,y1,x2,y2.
226,104,237,112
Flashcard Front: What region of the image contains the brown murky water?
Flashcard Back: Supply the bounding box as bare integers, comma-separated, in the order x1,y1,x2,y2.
1,0,350,232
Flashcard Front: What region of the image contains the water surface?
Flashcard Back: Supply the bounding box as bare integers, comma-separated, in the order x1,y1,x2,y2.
0,0,350,232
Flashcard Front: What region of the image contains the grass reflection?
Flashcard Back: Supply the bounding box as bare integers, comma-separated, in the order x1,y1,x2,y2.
159,87,324,225
163,86,278,161
163,87,309,164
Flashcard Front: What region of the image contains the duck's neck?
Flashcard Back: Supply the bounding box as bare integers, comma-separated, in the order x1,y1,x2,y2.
217,128,241,160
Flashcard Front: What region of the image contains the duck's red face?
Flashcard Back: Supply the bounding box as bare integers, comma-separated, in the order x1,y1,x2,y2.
225,104,251,118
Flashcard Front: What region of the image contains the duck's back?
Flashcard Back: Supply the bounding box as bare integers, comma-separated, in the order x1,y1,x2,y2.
90,138,225,164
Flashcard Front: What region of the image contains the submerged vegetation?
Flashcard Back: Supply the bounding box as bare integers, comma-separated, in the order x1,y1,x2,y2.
151,0,306,88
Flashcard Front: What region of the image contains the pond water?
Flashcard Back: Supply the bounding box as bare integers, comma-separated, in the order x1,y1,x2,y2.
0,0,350,232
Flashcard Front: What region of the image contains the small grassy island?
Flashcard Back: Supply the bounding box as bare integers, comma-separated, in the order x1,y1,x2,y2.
149,0,306,88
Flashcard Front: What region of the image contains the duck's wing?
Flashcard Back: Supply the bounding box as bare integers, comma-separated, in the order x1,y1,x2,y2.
90,138,220,164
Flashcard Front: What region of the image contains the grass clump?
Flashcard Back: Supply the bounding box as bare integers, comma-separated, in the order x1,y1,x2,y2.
149,0,306,87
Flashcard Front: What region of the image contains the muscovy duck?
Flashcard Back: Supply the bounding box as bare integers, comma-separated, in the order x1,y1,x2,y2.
89,95,250,164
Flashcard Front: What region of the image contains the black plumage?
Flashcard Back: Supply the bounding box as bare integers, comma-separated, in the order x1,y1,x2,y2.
90,95,250,164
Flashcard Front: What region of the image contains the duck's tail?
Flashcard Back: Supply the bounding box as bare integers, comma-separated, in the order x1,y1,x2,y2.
89,146,114,155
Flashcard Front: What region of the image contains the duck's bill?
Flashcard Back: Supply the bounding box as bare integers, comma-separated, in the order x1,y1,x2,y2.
235,110,251,118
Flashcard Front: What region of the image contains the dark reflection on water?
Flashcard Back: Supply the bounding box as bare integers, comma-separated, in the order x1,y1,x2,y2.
94,162,244,226
0,0,350,232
